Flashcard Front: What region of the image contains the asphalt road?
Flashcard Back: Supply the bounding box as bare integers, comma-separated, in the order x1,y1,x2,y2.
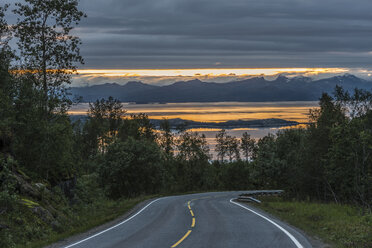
61,192,313,248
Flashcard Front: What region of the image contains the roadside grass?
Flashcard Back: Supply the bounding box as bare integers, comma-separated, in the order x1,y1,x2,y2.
254,196,372,248
19,195,157,248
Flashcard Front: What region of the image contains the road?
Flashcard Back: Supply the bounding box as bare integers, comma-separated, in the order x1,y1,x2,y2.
60,192,313,248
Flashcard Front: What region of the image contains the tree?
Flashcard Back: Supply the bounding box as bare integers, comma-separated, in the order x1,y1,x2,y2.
226,135,240,162
240,132,255,161
13,0,86,114
334,85,372,118
0,4,14,155
326,90,372,208
215,129,228,162
308,93,346,201
175,131,210,192
158,119,174,158
251,134,279,188
8,1,86,184
274,128,310,198
85,97,126,153
176,131,210,162
0,4,10,50
118,113,156,142
99,138,162,198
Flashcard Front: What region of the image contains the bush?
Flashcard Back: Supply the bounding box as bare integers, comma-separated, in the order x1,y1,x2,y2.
73,173,103,204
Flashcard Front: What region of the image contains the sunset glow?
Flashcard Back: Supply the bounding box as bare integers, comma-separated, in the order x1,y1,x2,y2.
76,68,348,77
69,102,318,123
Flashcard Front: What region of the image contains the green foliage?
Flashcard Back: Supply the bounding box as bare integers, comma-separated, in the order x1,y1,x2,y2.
250,90,372,208
13,0,85,114
73,173,103,204
99,138,162,198
84,97,126,155
240,132,256,161
215,129,228,162
215,129,241,162
12,101,75,183
118,113,157,142
0,6,14,156
218,160,252,190
0,0,86,186
176,131,210,162
0,158,19,218
158,119,174,158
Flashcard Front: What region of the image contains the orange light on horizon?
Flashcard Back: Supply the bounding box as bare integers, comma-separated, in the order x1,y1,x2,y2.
75,68,348,77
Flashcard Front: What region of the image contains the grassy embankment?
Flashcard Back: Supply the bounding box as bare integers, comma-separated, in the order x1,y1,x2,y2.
255,196,372,248
18,195,157,248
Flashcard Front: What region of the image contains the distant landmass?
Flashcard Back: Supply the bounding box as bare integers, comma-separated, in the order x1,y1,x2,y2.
70,115,299,129
150,118,299,129
70,74,372,103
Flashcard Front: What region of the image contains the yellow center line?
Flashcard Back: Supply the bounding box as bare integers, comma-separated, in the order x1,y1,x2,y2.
171,230,192,248
170,197,206,247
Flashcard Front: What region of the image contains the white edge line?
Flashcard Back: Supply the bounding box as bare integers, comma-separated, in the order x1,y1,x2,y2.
63,198,163,248
229,198,304,248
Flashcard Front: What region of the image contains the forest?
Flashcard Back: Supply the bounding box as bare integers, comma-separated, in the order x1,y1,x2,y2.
0,1,371,247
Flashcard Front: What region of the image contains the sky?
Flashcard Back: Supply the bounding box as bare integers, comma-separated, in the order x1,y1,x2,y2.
4,0,372,85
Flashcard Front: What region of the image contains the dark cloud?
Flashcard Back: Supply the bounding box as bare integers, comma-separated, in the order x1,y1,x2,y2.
4,0,372,68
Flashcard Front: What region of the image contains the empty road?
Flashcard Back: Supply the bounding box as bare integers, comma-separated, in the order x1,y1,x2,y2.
58,192,312,248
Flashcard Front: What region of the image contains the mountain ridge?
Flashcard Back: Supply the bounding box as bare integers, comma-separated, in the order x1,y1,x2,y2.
70,74,372,103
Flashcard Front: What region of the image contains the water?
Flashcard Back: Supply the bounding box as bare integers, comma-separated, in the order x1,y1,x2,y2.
70,101,317,123
69,101,318,156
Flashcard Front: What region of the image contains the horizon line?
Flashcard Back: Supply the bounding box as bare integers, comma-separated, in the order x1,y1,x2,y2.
75,68,348,77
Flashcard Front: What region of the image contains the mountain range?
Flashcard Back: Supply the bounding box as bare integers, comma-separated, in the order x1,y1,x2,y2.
70,74,372,103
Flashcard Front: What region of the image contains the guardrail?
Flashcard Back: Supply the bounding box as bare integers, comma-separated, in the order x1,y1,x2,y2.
237,190,284,204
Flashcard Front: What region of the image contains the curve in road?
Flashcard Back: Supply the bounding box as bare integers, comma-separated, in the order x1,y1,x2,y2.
58,192,312,248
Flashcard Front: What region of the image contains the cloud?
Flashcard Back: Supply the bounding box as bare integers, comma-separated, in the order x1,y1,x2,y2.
4,0,372,70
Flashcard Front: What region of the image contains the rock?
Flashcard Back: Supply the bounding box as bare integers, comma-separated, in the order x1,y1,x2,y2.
35,183,46,189
32,206,54,224
14,173,41,200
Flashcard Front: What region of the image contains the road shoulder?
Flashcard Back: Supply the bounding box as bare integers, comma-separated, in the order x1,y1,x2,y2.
235,199,330,248
44,197,159,248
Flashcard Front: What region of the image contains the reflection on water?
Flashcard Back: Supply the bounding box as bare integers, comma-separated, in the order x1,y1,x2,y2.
186,124,309,159
69,101,317,157
70,101,318,123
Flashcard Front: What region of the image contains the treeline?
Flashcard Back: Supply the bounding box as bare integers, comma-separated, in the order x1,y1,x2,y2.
71,88,372,210
211,88,372,209
250,89,372,209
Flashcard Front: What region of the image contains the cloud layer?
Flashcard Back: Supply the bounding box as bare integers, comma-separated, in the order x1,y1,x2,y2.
5,0,372,70
74,0,372,69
